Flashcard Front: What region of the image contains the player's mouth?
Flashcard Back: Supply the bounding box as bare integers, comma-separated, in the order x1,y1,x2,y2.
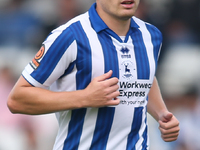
121,0,135,8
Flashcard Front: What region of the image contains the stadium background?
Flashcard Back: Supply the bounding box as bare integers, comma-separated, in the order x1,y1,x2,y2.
0,0,200,149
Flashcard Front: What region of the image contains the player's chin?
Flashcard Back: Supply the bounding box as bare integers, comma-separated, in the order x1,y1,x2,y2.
120,11,136,19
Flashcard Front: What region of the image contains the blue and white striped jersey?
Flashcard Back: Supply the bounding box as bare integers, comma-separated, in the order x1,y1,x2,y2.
22,3,162,150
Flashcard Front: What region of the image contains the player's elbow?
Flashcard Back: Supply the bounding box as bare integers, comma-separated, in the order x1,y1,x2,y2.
7,95,21,114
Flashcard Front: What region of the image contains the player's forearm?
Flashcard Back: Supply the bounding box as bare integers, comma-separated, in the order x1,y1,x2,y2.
147,77,168,121
7,71,120,115
7,86,86,115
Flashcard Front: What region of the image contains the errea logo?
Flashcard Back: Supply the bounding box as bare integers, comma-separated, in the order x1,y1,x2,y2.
120,47,131,58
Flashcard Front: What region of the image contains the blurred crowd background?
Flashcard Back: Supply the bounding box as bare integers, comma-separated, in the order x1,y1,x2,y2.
0,0,200,150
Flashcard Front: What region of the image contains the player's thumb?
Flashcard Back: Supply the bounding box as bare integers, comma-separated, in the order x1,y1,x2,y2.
161,112,173,123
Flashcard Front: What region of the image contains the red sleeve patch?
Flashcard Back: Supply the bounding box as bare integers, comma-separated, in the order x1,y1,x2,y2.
30,45,45,70
35,45,45,60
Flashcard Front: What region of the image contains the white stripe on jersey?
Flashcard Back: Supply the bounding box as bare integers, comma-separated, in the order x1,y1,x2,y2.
45,41,77,88
77,108,98,150
77,12,105,149
105,36,139,150
106,105,135,150
80,12,105,78
53,111,72,150
111,35,138,80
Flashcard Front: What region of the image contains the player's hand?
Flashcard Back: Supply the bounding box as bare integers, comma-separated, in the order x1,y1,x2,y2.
83,70,120,107
158,112,180,142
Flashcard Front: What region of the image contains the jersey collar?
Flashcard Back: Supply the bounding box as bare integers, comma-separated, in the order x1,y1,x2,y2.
89,3,139,33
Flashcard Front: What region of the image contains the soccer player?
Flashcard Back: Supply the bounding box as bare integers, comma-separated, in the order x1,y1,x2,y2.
7,0,180,149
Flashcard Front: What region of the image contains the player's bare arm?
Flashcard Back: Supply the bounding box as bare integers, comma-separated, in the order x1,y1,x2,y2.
147,77,180,142
147,77,167,121
7,70,120,115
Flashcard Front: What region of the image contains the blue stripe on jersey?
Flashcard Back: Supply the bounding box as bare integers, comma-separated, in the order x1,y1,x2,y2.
145,24,162,69
141,125,148,149
31,27,75,84
141,112,148,149
71,22,92,90
90,32,119,149
126,107,143,150
63,21,92,150
98,32,119,77
63,109,87,150
90,107,115,150
131,29,150,79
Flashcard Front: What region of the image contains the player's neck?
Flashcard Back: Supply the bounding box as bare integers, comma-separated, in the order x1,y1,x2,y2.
105,17,131,36
96,8,131,36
